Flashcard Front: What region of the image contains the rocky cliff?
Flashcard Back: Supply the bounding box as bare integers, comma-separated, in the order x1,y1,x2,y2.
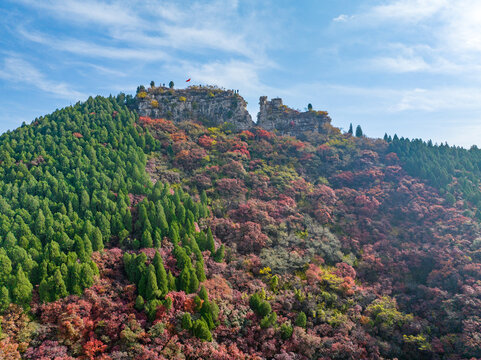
134,85,331,136
257,96,331,136
135,85,253,130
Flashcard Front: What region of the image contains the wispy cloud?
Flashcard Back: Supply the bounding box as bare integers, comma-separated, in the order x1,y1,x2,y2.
13,0,140,27
0,56,85,99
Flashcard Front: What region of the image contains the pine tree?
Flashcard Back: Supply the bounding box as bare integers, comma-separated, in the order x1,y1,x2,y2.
12,266,33,308
348,123,353,135
74,235,87,262
80,189,90,214
193,319,212,341
195,259,206,282
178,267,190,292
92,227,104,251
214,245,225,263
67,262,82,295
83,234,93,256
0,286,10,312
135,295,145,311
200,190,208,205
38,279,50,303
355,125,363,137
156,202,169,237
145,264,159,300
52,268,68,300
206,228,215,254
80,263,94,289
35,209,46,237
153,228,162,248
141,230,153,248
181,312,193,330
189,268,199,293
296,311,307,328
167,271,176,291
153,252,168,295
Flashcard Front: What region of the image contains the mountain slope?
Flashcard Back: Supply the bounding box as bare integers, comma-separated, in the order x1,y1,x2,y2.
0,89,479,359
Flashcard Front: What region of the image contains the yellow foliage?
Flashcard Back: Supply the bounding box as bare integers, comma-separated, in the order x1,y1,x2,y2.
208,92,215,97
179,96,187,102
137,91,147,99
150,100,159,108
259,267,271,276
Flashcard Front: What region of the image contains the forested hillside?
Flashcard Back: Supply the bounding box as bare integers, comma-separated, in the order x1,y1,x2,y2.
0,92,479,359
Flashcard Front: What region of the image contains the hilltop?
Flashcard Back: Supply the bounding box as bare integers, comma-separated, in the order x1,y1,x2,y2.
0,87,479,359
131,84,332,138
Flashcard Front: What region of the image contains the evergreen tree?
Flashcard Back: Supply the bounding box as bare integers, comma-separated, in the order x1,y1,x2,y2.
189,268,199,293
214,245,225,263
167,271,176,291
50,268,68,301
38,279,50,303
145,264,159,300
181,312,193,330
355,125,363,137
135,295,145,311
12,266,33,308
0,286,10,312
156,202,169,237
193,319,212,341
348,123,353,135
141,230,153,248
92,227,104,251
195,259,206,282
178,267,190,292
296,311,307,328
80,263,94,289
153,252,168,295
200,190,208,205
206,228,215,254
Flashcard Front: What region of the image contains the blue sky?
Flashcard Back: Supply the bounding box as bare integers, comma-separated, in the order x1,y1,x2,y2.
1,0,481,146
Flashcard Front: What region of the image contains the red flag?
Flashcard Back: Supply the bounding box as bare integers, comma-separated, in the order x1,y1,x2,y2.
186,78,191,82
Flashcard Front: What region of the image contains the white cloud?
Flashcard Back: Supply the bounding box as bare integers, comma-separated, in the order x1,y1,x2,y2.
370,56,430,72
0,56,85,99
391,87,481,112
333,14,351,22
14,0,140,28
367,0,447,23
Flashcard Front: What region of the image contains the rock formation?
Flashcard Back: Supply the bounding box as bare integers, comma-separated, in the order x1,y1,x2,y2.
134,85,331,136
135,85,253,130
257,96,331,136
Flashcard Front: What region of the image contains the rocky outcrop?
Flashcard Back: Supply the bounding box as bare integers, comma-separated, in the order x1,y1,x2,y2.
135,86,253,130
134,85,331,136
257,96,331,136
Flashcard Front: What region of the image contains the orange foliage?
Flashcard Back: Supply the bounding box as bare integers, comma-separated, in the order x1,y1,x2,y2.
72,132,83,138
170,132,187,142
0,338,21,360
83,338,107,360
202,275,233,301
184,297,197,313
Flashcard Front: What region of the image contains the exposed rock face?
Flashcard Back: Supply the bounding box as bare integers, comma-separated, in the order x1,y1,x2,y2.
135,86,253,130
257,96,331,136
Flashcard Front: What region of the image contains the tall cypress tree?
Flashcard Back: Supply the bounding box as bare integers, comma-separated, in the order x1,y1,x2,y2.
12,266,33,308
145,264,159,300
153,252,168,295
50,268,68,301
92,227,104,251
141,230,153,248
206,228,215,254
